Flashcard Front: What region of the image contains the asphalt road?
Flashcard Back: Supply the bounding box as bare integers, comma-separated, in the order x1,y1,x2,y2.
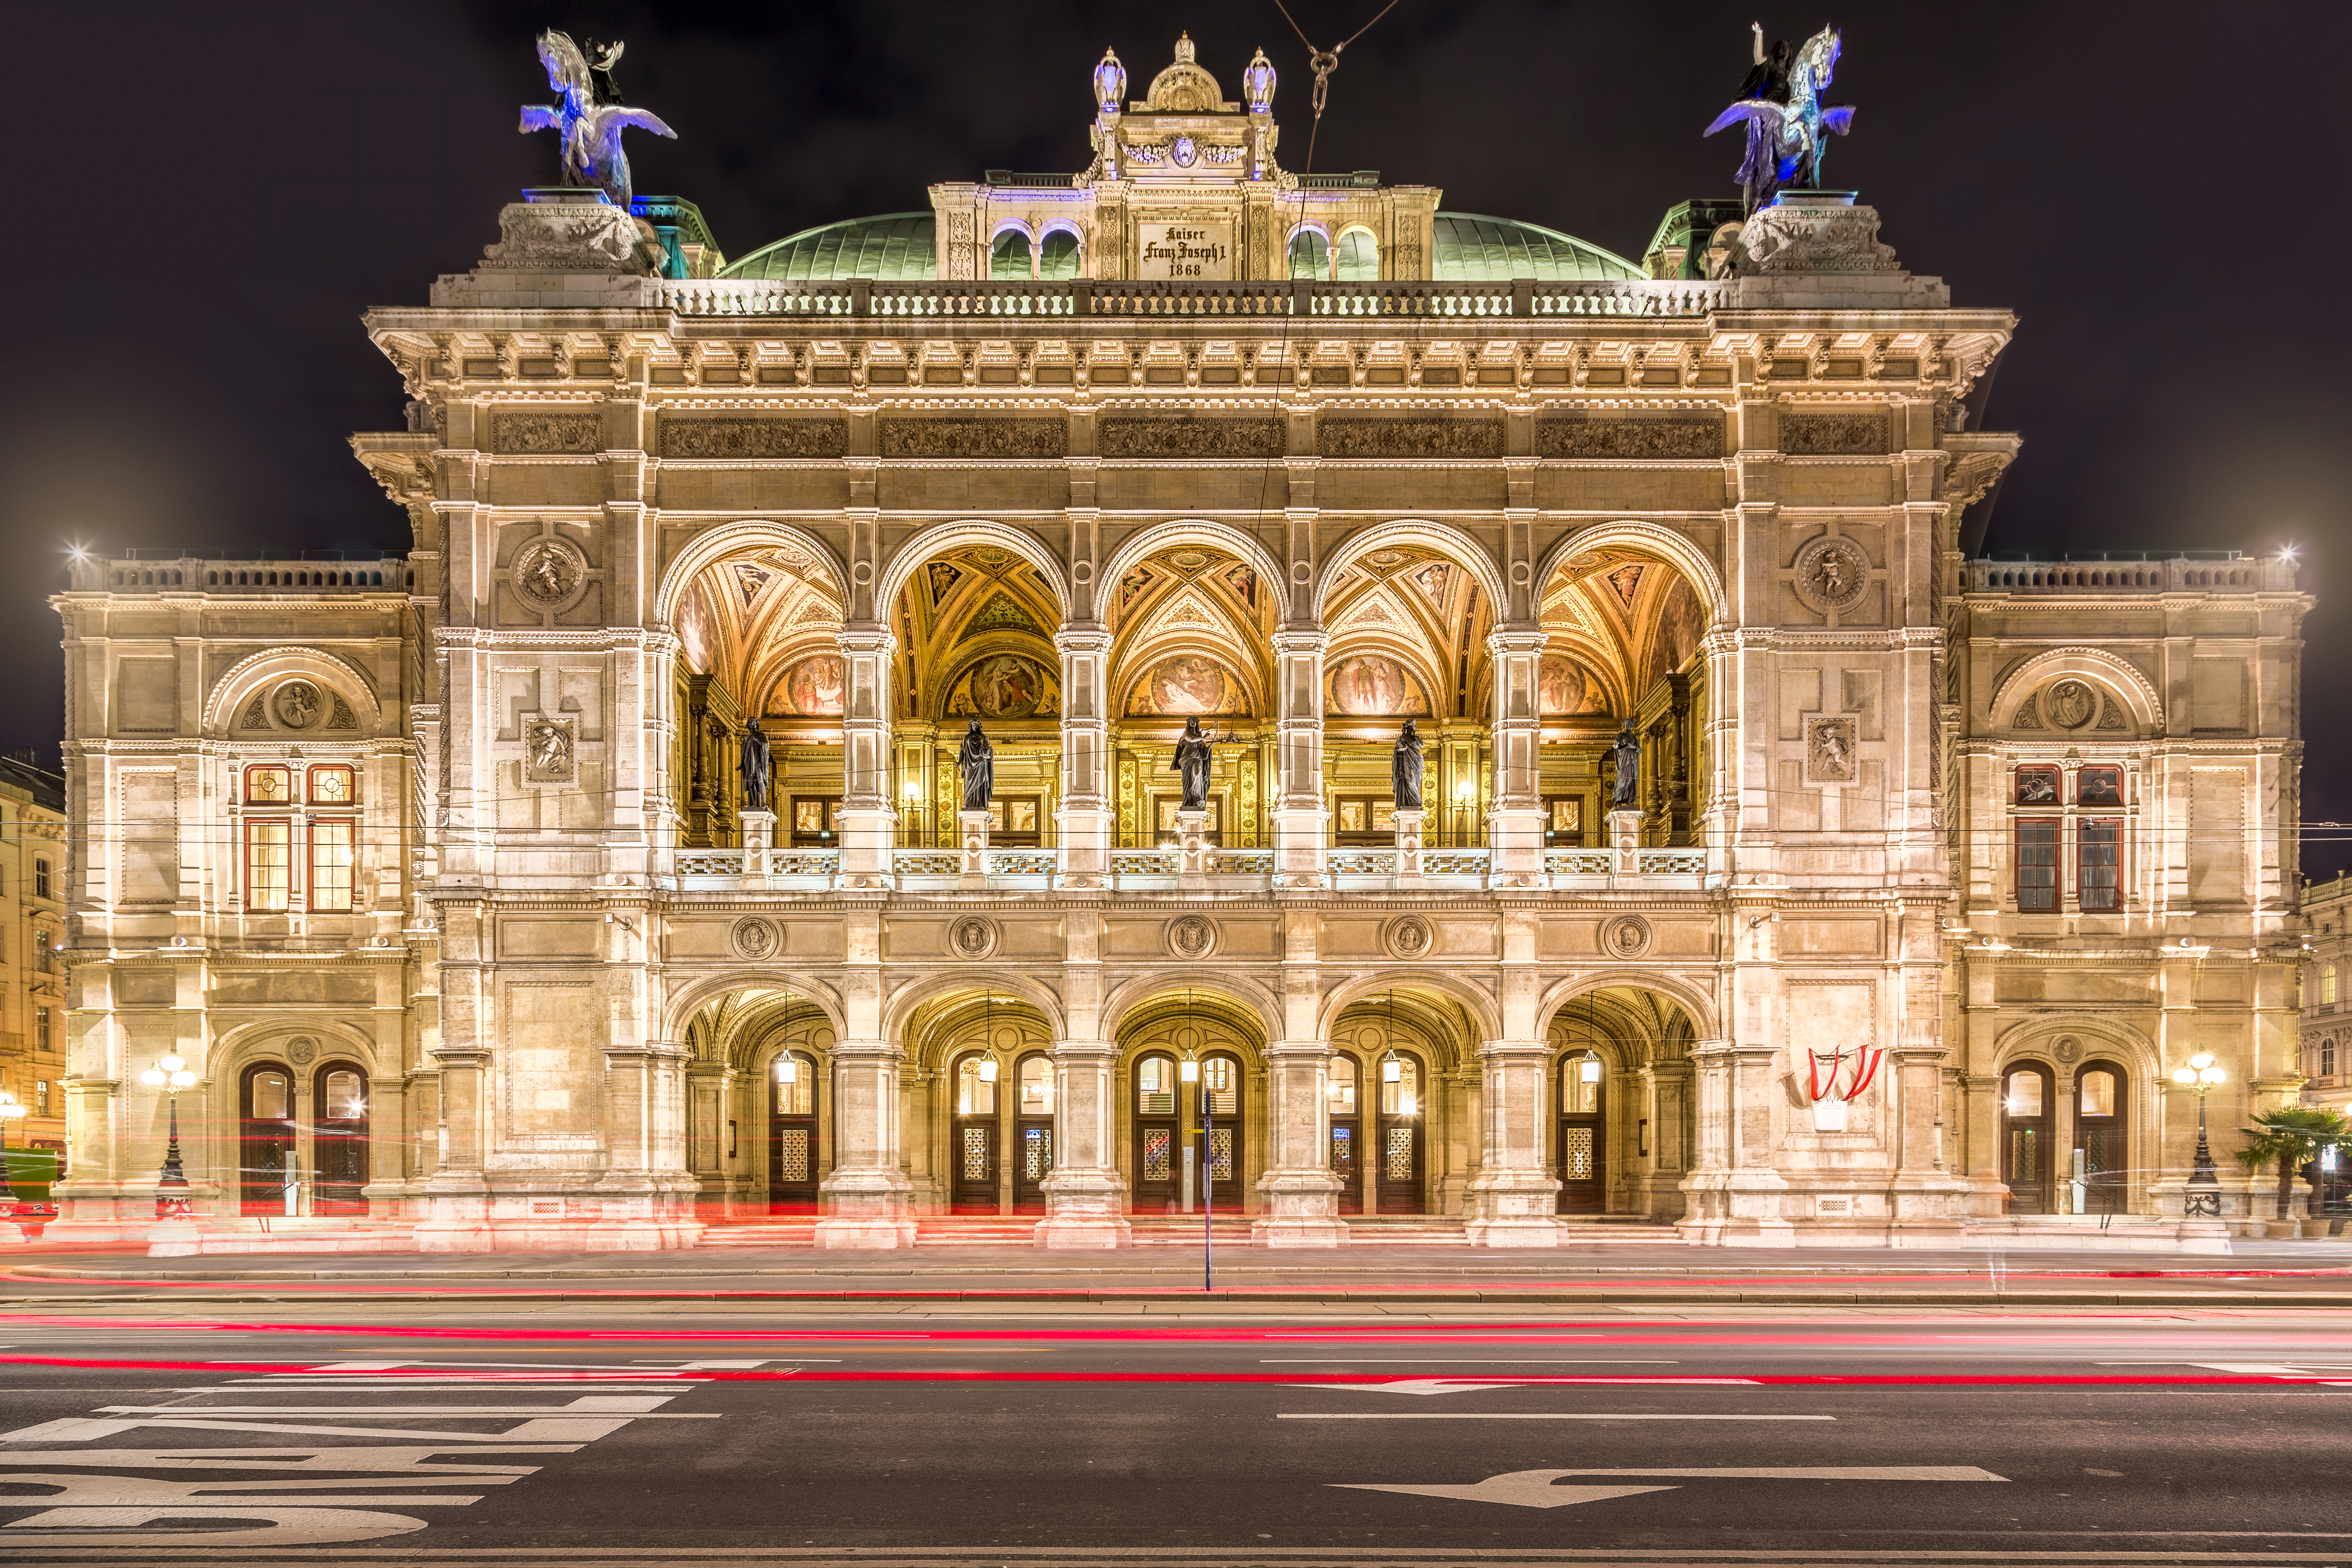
0,1302,2348,1565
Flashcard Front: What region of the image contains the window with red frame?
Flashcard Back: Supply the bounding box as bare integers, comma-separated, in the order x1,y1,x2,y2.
2015,819,2059,911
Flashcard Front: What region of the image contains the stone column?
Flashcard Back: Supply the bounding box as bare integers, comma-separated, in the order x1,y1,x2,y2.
590,1037,701,1249
1056,627,1113,888
1037,1038,1130,1248
1486,629,1545,888
1884,1045,1968,1242
414,1044,492,1252
1270,629,1328,888
1961,1071,2003,1215
834,626,898,890
815,1038,917,1248
1254,1040,1346,1246
1465,1037,1561,1246
1644,1058,1693,1221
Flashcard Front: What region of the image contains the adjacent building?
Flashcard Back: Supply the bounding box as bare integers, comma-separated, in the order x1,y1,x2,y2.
0,755,67,1197
48,38,2308,1249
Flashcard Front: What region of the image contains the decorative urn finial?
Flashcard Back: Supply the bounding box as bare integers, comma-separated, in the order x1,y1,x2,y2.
1243,47,1276,113
1094,47,1127,115
1174,32,1196,64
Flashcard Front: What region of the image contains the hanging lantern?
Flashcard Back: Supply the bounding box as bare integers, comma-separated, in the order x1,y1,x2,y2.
1382,1051,1402,1084
1243,48,1276,114
977,1056,999,1083
1179,1053,1200,1084
1093,48,1127,115
1579,1053,1602,1084
775,1056,798,1084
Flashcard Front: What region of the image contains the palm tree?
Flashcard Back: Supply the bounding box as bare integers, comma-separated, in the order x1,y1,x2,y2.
2233,1106,2349,1222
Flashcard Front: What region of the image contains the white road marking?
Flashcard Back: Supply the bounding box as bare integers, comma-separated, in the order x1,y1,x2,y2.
1281,1412,1834,1421
1288,1377,1755,1396
1335,1465,2006,1509
1261,1358,1677,1365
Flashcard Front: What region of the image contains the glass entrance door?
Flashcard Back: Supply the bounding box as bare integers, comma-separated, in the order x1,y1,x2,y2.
1557,1052,1605,1214
768,1052,820,1212
312,1064,370,1215
1375,1053,1424,1214
2001,1064,2055,1214
239,1063,297,1215
1012,1053,1054,1211
1328,1055,1363,1215
950,1052,1001,1212
1132,1053,1179,1212
2076,1063,2127,1215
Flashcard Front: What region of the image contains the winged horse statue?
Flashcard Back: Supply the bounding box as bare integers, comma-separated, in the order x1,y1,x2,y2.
520,31,675,211
1704,25,1854,215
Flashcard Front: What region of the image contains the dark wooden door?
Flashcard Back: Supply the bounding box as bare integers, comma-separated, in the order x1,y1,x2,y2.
2001,1064,2055,1214
1196,1053,1244,1212
949,1052,1001,1212
1331,1117,1363,1214
239,1063,297,1216
311,1063,370,1215
1131,1052,1179,1212
1012,1053,1053,1211
768,1052,820,1212
1375,1053,1424,1214
1558,1055,1605,1214
2076,1063,2127,1215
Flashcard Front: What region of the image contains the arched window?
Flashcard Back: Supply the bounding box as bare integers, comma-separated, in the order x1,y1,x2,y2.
1039,230,1081,279
990,230,1033,280
1288,229,1329,279
1334,227,1380,281
2323,1038,2339,1078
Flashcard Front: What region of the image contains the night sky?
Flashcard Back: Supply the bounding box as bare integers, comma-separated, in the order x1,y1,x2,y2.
12,2,2352,869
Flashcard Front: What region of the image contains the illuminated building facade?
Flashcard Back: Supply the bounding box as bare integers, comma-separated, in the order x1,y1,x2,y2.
50,39,2307,1248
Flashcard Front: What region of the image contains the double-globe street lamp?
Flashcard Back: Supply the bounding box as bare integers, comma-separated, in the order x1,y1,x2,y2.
137,1054,198,1219
2172,1052,2228,1219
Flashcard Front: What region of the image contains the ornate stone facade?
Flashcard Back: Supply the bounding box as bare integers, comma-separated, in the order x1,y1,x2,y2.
46,39,2309,1253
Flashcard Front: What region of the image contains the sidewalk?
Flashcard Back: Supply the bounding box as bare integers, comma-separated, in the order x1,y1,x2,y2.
8,1236,2352,1308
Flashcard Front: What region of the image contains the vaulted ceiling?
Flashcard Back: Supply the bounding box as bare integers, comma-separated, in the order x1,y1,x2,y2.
890,546,1064,722
675,545,844,721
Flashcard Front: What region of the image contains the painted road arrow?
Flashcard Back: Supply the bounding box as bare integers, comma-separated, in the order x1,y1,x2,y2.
1335,1465,2007,1509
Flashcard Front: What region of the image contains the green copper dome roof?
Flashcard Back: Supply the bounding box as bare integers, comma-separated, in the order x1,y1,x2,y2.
720,209,1640,283
722,213,938,281
1429,214,1642,282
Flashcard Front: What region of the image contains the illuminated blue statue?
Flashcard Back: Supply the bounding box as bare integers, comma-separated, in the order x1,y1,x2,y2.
520,31,676,211
1705,24,1854,214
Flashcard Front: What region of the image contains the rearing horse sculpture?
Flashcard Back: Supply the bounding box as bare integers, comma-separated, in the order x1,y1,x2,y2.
1705,25,1855,214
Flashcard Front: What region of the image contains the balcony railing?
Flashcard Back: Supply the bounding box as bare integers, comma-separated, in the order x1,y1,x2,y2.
668,844,1710,892
662,277,1731,322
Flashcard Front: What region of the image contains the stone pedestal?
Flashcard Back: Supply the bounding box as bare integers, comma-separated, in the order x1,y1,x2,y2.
1607,807,1643,876
739,810,775,887
1176,808,1211,889
1036,1040,1132,1249
1392,808,1426,885
815,1040,917,1248
428,188,668,309
959,808,991,889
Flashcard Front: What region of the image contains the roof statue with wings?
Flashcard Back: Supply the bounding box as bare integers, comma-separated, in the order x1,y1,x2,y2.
1705,23,1854,215
520,31,675,211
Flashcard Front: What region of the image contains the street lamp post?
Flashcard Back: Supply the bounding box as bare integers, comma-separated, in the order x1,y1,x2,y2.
2172,1053,2228,1219
0,1090,25,1209
1179,1052,1207,1290
137,1055,199,1220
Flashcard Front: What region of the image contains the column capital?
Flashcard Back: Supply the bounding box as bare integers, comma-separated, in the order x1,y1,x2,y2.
837,626,897,656
1485,627,1547,656
828,1037,901,1060
1476,1037,1550,1059
1271,628,1329,656
1054,625,1111,655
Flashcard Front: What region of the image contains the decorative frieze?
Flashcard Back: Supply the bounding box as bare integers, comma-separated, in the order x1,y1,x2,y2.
489,412,602,455
879,417,1068,459
1317,418,1503,459
1781,411,1890,456
1098,416,1283,460
1536,415,1722,460
659,417,847,460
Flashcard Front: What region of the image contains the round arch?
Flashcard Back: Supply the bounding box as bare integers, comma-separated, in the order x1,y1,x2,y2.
210,1019,381,1078
654,519,848,629
875,520,1072,626
987,218,1037,246
1991,1017,2162,1086
1099,973,1282,1048
1313,519,1511,624
878,969,1069,1055
1532,971,1721,1044
1534,521,1730,631
660,975,847,1045
1988,647,2166,731
1037,217,1087,247
201,648,385,734
1314,972,1502,1047
1097,519,1289,625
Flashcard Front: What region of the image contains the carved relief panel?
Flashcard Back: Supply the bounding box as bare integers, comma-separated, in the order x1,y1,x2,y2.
495,520,604,628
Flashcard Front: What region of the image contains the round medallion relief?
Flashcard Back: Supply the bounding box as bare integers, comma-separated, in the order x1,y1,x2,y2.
1384,915,1434,959
1165,914,1218,960
946,916,999,961
2053,1034,2083,1064
286,1036,318,1065
1791,537,1871,615
274,681,322,730
2043,679,2096,729
730,916,780,961
1600,914,1653,960
511,538,589,611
